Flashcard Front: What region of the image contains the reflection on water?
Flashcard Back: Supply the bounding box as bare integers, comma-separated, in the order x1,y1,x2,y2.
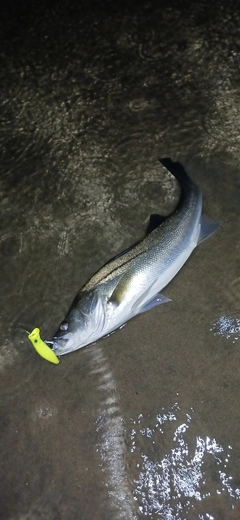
96,413,137,520
92,344,137,520
129,404,240,519
210,316,240,343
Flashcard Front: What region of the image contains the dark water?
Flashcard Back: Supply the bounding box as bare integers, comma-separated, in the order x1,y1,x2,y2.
1,0,240,518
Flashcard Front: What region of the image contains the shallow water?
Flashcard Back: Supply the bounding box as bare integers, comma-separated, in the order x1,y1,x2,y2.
1,0,240,518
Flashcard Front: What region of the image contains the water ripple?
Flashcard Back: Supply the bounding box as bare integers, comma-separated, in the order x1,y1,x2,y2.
129,405,240,518
210,316,240,343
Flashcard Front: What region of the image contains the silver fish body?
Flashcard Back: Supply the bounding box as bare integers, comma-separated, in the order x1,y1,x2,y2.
52,159,218,356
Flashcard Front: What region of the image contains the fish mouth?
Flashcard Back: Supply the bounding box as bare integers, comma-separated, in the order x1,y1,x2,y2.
52,336,69,355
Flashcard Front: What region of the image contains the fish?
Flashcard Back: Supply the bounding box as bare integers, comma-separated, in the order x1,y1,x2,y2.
52,158,219,356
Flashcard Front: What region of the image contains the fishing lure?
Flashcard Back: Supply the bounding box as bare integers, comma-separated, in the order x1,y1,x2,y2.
28,328,59,364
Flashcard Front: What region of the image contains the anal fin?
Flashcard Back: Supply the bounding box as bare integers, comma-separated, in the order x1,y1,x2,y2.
198,215,220,244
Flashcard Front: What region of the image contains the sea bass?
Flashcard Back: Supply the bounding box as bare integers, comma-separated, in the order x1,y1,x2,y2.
52,158,219,356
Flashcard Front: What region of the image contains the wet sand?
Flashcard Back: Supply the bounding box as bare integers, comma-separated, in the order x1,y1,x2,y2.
1,0,240,518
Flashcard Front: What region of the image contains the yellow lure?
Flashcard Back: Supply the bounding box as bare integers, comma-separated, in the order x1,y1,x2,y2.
28,328,59,364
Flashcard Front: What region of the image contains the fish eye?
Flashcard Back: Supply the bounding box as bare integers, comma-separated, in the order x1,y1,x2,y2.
60,322,68,331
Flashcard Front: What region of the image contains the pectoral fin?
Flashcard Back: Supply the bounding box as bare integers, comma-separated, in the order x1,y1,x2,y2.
109,273,133,306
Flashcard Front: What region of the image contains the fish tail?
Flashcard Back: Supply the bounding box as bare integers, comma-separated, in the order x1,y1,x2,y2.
159,158,193,188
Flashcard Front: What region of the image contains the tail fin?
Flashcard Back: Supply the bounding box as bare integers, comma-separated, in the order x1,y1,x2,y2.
159,158,193,187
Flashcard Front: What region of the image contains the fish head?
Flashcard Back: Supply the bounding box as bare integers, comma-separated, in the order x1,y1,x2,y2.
52,290,107,356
